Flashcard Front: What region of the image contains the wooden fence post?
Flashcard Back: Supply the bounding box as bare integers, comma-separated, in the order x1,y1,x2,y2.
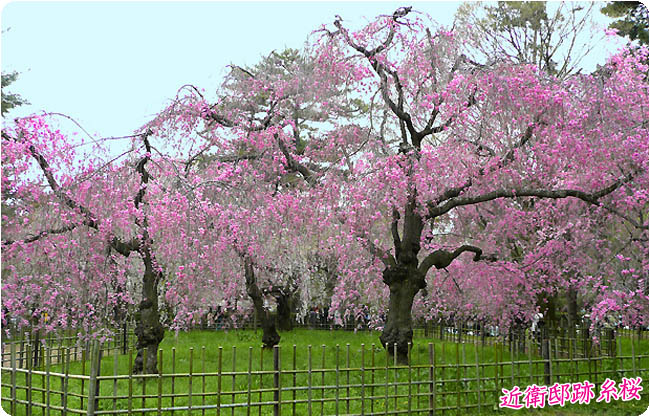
122,320,128,355
542,334,551,385
158,349,163,415
547,339,553,385
361,344,366,416
335,344,340,416
217,347,223,417
273,345,281,416
631,338,636,375
308,345,313,416
45,346,51,415
189,347,194,414
127,349,133,416
19,332,27,369
10,341,16,415
26,343,32,416
87,343,97,416
455,342,461,412
87,341,102,416
62,348,70,415
493,343,499,405
428,343,435,414
474,343,481,414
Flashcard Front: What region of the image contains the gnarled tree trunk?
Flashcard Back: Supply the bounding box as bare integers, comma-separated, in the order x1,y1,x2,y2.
244,258,281,348
260,313,281,348
379,228,426,365
379,192,426,364
379,270,423,364
276,292,293,331
132,131,165,374
378,189,490,363
132,254,165,374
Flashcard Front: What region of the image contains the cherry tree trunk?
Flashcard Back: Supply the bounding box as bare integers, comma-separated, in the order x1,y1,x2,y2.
380,193,427,364
250,295,280,348
276,293,293,331
133,264,164,374
244,259,280,348
260,312,281,348
379,264,425,364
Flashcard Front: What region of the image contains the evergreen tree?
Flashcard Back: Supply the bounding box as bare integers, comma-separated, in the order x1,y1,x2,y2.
601,2,649,45
1,71,28,116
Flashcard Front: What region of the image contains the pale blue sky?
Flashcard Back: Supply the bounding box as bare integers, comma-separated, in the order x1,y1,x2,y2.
2,1,623,138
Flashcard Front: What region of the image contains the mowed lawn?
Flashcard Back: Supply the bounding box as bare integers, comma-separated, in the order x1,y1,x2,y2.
2,329,648,415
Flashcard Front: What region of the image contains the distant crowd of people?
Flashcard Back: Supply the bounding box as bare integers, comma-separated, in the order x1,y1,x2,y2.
307,306,330,328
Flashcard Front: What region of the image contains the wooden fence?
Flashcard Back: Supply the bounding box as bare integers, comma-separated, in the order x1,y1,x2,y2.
4,322,643,371
1,331,137,369
415,323,635,358
1,335,648,416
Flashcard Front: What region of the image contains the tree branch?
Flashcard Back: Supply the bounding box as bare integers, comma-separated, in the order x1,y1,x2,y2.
362,236,397,268
391,208,401,259
428,176,631,220
334,11,421,145
2,224,79,246
2,130,140,255
430,118,551,208
418,244,497,274
276,133,317,186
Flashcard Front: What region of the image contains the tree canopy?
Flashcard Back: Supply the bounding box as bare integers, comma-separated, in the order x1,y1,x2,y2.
601,1,649,45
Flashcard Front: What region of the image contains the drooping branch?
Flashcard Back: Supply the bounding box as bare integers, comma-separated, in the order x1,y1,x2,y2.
228,65,256,79
2,224,79,246
9,131,99,229
418,244,497,274
184,146,264,176
204,110,235,128
502,123,536,163
331,210,396,267
420,50,479,138
1,130,139,254
203,94,280,132
184,144,213,175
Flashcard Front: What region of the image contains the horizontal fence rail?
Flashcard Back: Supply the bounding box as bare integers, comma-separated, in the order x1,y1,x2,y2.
1,334,648,416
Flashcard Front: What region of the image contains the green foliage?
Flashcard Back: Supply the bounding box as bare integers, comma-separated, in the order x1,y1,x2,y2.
486,2,550,32
1,71,29,116
601,1,649,45
219,46,371,159
456,2,599,78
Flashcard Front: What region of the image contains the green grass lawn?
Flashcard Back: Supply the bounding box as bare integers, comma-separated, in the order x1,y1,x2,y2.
2,329,648,415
